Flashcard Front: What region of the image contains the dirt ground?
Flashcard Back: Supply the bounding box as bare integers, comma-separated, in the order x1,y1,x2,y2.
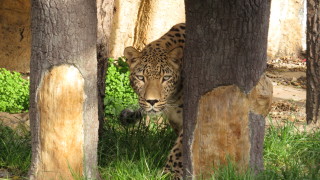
267,57,319,132
0,57,319,133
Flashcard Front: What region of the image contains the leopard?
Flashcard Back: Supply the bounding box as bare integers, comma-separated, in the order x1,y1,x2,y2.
122,23,186,179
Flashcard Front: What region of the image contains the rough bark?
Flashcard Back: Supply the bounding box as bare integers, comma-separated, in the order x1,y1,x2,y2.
306,0,320,124
97,0,115,134
183,0,272,178
29,0,99,179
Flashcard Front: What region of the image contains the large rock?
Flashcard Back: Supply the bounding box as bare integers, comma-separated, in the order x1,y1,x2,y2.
0,0,31,73
268,0,306,59
0,0,307,72
109,0,185,57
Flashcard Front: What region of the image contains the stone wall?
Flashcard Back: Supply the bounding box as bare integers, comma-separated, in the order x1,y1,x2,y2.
268,0,306,59
0,0,307,72
0,0,31,73
109,0,185,57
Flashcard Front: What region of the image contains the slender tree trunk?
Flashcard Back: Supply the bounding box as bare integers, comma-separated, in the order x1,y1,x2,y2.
97,0,115,134
183,0,272,178
306,0,320,124
29,0,99,179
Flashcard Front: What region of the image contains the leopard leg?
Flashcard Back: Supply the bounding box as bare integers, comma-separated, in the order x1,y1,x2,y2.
119,108,142,126
163,131,183,180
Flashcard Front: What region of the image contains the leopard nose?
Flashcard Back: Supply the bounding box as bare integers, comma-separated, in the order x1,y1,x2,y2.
146,99,159,106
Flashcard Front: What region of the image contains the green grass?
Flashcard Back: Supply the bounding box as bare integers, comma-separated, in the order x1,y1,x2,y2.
0,123,31,178
0,118,319,179
204,120,320,180
98,117,176,179
261,120,320,180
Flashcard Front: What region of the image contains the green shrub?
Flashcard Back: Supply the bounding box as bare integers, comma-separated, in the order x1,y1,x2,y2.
0,68,29,113
0,59,136,116
104,58,138,120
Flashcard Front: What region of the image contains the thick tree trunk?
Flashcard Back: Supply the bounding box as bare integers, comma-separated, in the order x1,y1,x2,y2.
183,0,272,178
29,0,99,179
97,0,115,134
306,0,320,124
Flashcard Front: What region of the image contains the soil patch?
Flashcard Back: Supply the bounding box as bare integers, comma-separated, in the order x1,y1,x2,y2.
267,57,319,132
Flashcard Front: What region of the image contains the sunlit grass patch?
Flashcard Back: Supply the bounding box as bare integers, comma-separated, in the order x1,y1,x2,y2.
262,120,320,180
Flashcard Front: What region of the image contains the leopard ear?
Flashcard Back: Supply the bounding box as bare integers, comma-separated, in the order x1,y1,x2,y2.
168,47,183,69
124,46,141,69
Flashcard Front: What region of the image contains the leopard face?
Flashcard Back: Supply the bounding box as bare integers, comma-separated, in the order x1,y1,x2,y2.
124,46,183,114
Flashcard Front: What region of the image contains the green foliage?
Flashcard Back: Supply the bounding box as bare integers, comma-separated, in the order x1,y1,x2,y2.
0,68,29,113
105,58,138,120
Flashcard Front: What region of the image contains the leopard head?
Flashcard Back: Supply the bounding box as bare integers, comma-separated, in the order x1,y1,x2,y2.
124,46,183,114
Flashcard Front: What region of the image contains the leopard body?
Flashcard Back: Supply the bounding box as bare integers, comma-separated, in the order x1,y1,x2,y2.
124,23,186,179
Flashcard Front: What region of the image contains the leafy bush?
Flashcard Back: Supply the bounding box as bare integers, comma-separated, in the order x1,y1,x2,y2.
104,58,138,120
0,68,29,113
0,59,136,116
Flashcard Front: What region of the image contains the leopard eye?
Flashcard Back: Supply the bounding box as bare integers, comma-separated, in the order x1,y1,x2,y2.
163,76,172,82
136,75,144,81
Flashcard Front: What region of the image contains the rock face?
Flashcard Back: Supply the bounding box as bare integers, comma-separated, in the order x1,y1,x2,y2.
0,0,31,73
268,0,306,59
0,0,307,72
109,0,185,57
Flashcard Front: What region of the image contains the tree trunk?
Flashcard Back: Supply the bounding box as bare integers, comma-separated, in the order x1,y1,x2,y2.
97,0,115,134
29,0,99,179
306,0,320,124
183,0,272,179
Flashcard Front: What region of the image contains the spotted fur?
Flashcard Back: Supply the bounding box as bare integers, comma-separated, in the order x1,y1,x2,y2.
124,23,185,179
163,132,183,180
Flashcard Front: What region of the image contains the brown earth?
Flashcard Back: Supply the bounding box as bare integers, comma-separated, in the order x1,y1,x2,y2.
266,57,319,132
